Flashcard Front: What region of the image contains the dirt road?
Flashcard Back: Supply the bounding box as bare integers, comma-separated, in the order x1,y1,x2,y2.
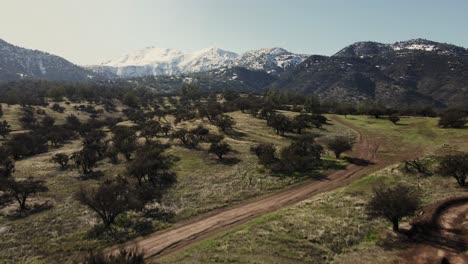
402,198,468,264
108,117,384,260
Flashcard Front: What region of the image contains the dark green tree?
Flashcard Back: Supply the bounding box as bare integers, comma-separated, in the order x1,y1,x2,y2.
366,184,421,232
437,152,468,186
209,141,232,160
52,153,70,170
438,109,466,128
327,136,354,159
0,120,11,138
76,179,142,230
4,177,48,211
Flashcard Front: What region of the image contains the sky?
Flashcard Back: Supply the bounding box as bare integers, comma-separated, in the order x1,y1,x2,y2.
1,0,467,65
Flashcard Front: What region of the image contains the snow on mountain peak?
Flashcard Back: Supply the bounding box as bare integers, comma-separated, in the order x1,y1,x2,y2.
101,47,184,67
94,46,307,77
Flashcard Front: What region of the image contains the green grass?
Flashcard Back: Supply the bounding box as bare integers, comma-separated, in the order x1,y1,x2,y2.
160,162,467,264
159,115,468,264
0,108,353,263
2,110,465,263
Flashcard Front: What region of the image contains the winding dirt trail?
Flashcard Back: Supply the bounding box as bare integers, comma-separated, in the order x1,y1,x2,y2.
401,198,468,264
107,117,385,260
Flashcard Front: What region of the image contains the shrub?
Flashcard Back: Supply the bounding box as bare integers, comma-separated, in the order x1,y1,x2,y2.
438,109,466,128
82,248,145,264
437,152,468,186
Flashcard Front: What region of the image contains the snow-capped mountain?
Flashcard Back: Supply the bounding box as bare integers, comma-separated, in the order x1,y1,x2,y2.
88,47,308,78
334,38,467,58
272,39,468,108
0,38,97,81
234,47,309,74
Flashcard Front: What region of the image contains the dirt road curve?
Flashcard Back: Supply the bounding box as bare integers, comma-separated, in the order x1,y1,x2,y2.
108,117,382,260
402,198,468,264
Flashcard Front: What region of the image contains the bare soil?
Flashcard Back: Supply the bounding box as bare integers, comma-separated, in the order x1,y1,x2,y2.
401,197,468,264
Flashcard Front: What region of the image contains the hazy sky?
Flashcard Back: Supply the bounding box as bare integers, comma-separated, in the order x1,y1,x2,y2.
1,0,467,65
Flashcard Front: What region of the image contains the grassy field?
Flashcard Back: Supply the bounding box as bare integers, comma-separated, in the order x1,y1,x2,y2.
159,115,468,264
0,104,353,263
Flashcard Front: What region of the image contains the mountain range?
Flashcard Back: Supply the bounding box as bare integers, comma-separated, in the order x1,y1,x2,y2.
271,39,468,107
0,39,95,81
87,47,308,77
0,38,467,108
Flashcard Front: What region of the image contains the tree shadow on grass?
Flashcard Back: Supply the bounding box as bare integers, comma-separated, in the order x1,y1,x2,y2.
6,202,53,220
78,171,104,181
225,129,247,140
283,133,320,141
343,157,375,166
220,157,241,165
321,159,347,170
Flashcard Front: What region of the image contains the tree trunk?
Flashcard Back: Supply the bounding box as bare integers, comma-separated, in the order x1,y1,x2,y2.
392,220,399,232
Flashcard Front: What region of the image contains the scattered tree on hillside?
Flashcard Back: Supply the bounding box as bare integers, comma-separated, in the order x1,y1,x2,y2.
388,114,400,125
291,114,312,134
140,120,161,141
269,114,291,136
304,96,322,114
52,153,70,170
7,132,48,159
65,114,82,131
82,130,108,159
198,98,223,123
127,142,177,188
190,125,210,141
72,146,100,177
403,158,430,175
327,136,354,159
19,107,38,130
0,120,11,138
336,104,357,118
437,152,468,186
76,179,142,231
4,177,48,211
160,123,171,137
209,141,232,160
122,92,140,108
279,136,323,173
310,114,327,128
0,147,14,178
41,115,56,128
250,143,278,167
438,109,466,128
112,126,138,161
50,103,65,113
366,184,421,232
46,126,75,147
214,115,235,133
171,129,200,149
